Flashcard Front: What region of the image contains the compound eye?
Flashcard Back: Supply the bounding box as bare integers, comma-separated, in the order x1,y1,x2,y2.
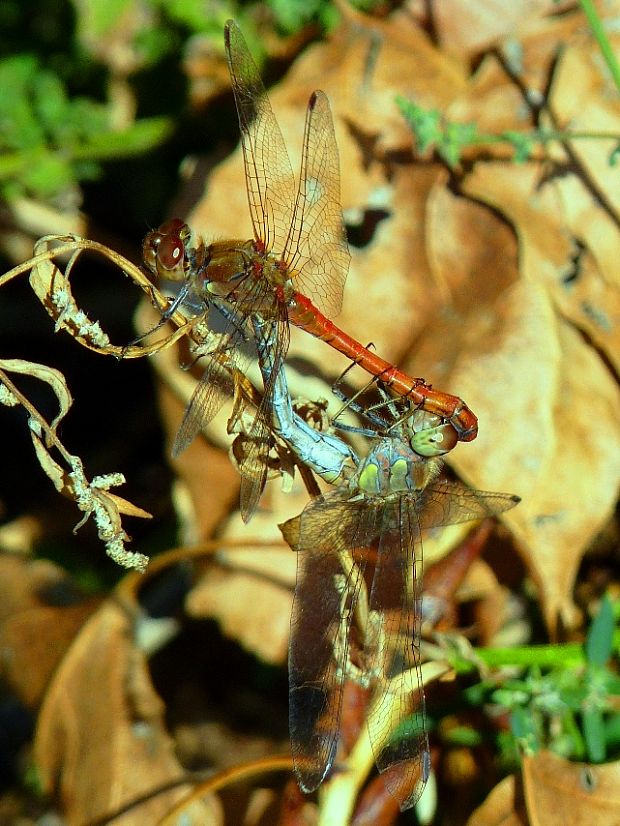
157,233,185,271
158,217,186,236
411,423,458,457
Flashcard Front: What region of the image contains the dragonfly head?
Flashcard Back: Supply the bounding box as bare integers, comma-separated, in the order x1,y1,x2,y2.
143,218,204,282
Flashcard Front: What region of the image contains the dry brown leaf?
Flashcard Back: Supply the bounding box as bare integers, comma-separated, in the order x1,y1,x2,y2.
466,773,528,826
447,55,534,151
552,173,620,373
430,0,567,55
35,599,219,826
522,751,620,826
186,545,294,666
0,554,70,622
456,161,620,631
1,603,97,708
549,35,620,224
0,555,97,707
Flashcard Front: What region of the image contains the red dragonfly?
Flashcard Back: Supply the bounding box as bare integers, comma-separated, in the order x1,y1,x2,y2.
143,20,477,517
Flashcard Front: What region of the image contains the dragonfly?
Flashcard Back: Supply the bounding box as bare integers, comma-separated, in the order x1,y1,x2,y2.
142,20,478,506
255,327,519,809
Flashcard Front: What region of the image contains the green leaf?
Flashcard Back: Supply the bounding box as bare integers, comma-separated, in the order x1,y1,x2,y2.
75,0,134,38
0,55,45,151
499,130,534,162
396,97,442,154
582,706,606,762
271,0,323,33
510,706,540,752
21,151,73,198
442,725,483,747
72,116,174,161
32,69,70,133
585,594,615,667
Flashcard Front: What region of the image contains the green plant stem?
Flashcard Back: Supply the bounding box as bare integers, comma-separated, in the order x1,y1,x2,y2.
475,629,620,670
579,0,620,95
476,643,585,668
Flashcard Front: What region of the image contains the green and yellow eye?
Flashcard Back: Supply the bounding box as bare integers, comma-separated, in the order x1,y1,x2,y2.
411,423,458,457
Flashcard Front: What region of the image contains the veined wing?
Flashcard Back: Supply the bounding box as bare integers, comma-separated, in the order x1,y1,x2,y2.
173,285,286,522
225,20,297,255
415,481,520,532
280,490,377,792
365,497,429,810
283,90,350,318
227,368,274,524
364,482,519,808
172,341,237,458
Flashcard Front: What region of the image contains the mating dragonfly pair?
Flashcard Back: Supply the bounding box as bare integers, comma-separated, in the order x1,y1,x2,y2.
143,20,518,811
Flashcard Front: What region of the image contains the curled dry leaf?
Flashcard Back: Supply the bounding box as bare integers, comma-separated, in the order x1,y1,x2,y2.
35,598,221,826
0,357,72,439
28,237,111,351
0,357,151,570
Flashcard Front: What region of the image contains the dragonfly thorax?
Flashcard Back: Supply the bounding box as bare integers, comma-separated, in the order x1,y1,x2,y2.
201,239,254,294
356,438,442,497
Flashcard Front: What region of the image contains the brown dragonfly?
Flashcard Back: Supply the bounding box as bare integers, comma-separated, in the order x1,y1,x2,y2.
143,21,478,521
261,344,519,809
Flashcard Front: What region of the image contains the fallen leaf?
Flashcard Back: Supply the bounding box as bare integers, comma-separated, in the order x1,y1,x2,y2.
431,0,568,56
35,599,219,825
0,554,97,707
522,750,620,826
466,773,528,825
457,161,620,632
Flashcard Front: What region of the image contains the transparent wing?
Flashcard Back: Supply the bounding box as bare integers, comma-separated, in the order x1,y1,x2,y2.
225,20,297,254
365,498,429,810
172,341,239,458
173,283,288,523
282,91,350,318
364,483,518,809
229,369,273,524
416,481,520,532
281,491,376,792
